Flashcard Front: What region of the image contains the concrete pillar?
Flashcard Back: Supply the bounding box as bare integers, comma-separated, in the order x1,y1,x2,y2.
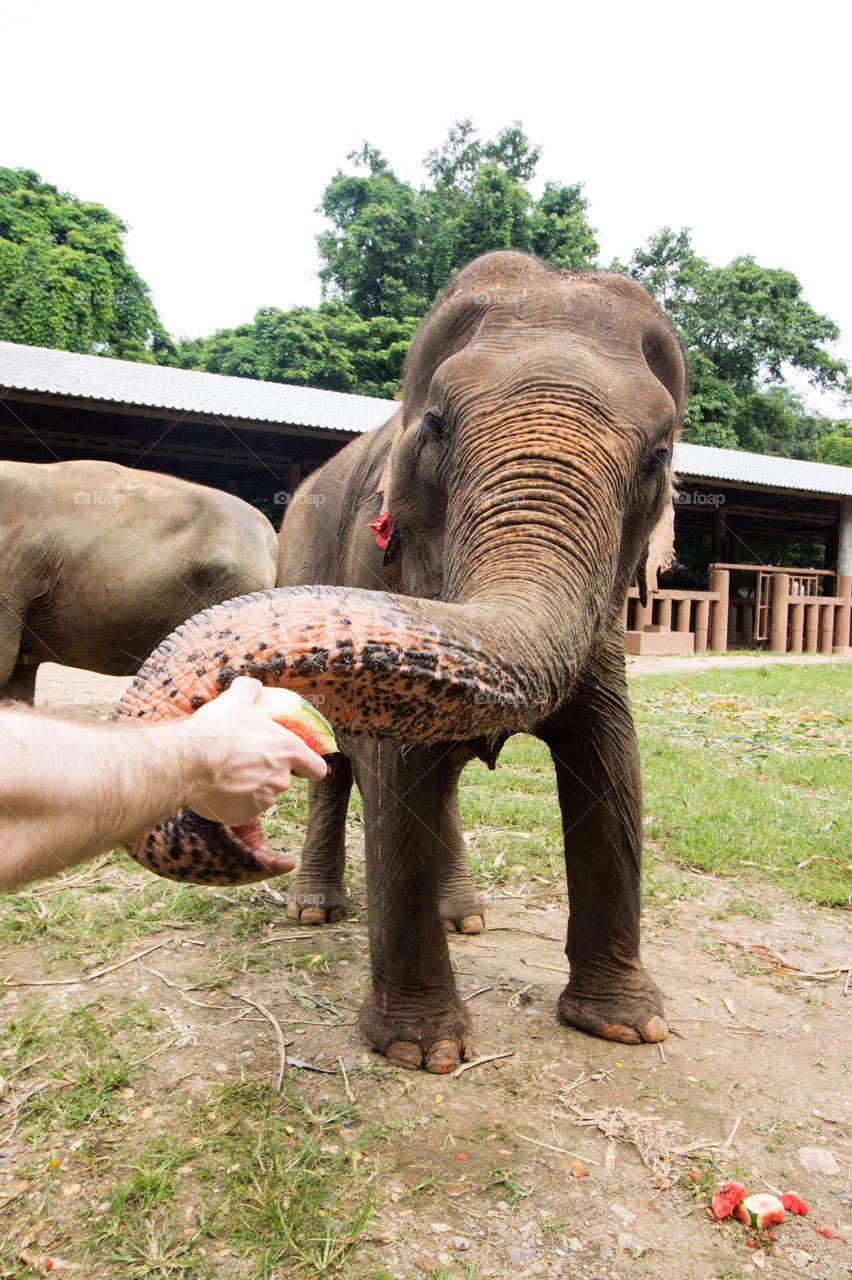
657,597,672,630
675,599,691,633
819,605,835,655
834,498,852,651
835,574,852,650
769,573,790,652
710,569,730,652
804,602,819,653
694,600,709,652
789,601,804,653
634,597,653,630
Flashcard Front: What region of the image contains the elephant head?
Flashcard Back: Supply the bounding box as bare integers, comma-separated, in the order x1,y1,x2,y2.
381,250,684,638
119,252,687,883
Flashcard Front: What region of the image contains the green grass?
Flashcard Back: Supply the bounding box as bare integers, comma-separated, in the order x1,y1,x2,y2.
455,663,849,907
632,664,850,906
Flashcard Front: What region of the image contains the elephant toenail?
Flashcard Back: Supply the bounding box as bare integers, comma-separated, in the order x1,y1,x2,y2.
643,1015,668,1042
442,918,459,932
299,907,327,925
425,1039,460,1073
459,914,484,934
387,1040,423,1070
601,1022,642,1045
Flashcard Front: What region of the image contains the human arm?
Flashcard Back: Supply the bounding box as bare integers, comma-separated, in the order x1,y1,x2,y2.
0,677,327,891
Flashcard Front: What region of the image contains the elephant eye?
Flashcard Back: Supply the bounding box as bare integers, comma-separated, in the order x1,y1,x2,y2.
422,411,446,440
645,443,670,471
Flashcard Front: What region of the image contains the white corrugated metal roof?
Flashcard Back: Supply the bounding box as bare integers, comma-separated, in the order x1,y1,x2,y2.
673,441,852,497
0,340,398,434
1,340,849,495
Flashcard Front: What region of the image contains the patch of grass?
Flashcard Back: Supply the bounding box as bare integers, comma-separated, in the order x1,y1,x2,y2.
200,1081,373,1276
711,897,774,922
633,664,850,906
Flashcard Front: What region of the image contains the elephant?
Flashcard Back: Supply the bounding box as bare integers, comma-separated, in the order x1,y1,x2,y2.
119,250,687,1074
0,459,277,703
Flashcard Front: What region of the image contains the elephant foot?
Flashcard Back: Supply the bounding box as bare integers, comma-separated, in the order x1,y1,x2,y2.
439,881,488,935
285,877,346,925
358,994,473,1073
558,968,667,1045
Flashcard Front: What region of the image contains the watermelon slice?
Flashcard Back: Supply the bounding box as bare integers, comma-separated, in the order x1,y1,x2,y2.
255,687,339,756
711,1182,748,1220
779,1192,809,1215
734,1194,786,1231
252,686,337,752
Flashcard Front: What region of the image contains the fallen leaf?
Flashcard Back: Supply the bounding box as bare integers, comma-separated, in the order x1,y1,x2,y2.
570,1160,589,1178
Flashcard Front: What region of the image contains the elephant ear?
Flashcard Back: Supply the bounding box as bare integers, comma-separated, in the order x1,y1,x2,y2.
635,489,676,606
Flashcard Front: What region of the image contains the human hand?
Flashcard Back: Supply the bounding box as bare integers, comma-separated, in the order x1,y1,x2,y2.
186,676,328,827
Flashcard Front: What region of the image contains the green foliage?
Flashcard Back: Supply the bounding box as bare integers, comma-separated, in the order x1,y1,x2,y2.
318,120,599,320
817,422,852,466
0,166,173,361
176,301,415,399
623,226,847,455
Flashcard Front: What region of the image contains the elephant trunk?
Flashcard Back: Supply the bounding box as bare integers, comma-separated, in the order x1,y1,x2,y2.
118,404,627,886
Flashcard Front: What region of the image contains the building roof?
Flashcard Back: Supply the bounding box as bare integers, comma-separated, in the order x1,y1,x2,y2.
2,340,850,496
0,339,398,435
673,441,852,498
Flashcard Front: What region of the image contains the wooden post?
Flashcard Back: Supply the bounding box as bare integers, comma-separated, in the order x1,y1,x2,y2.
709,569,730,652
769,573,790,652
694,600,709,652
819,605,835,655
804,602,819,653
789,601,804,654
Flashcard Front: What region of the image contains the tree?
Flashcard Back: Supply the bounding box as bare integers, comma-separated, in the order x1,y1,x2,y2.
0,166,173,361
176,302,415,399
317,122,599,320
623,227,848,455
817,424,852,466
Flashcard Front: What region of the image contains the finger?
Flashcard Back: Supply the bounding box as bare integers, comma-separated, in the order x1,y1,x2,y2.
267,726,328,781
222,675,264,706
292,757,329,783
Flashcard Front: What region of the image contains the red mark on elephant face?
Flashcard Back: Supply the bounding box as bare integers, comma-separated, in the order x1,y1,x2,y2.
369,511,393,549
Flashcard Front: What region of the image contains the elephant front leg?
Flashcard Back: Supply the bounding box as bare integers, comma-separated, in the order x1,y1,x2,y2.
541,641,667,1046
356,741,473,1073
286,752,353,924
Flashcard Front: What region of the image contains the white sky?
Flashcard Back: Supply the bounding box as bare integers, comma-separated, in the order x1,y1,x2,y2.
4,1,850,413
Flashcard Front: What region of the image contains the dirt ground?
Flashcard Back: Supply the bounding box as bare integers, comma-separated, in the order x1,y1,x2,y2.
2,660,849,1278
2,858,850,1278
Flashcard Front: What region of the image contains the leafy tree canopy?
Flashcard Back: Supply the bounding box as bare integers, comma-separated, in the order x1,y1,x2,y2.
622,227,847,453
0,166,173,362
175,303,416,400
318,121,599,319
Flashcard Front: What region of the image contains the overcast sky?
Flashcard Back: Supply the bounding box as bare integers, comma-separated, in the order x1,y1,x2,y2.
5,1,850,411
